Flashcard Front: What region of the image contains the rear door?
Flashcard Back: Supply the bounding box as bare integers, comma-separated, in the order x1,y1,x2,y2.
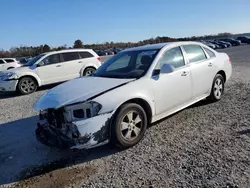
60,52,81,79
182,45,217,99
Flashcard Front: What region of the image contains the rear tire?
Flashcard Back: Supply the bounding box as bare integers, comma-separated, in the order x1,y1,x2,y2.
207,74,224,102
17,77,38,95
82,67,96,76
111,103,147,149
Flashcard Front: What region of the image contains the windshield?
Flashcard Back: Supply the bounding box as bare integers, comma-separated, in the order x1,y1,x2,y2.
23,54,45,66
93,49,159,79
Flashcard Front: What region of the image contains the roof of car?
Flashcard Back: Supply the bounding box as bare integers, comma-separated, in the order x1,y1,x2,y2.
123,41,204,52
46,48,94,55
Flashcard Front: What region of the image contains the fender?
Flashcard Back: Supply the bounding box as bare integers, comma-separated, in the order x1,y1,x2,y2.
16,71,42,86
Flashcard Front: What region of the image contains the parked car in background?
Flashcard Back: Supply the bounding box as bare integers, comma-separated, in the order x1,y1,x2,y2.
214,40,232,47
200,40,216,49
0,58,21,72
34,41,232,150
218,38,241,46
0,49,101,94
209,41,227,49
236,36,250,44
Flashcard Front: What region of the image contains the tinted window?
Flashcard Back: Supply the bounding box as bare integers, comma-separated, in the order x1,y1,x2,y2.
62,52,79,61
5,59,15,63
203,47,215,58
42,54,61,65
157,47,185,69
79,52,94,59
0,60,5,64
183,45,207,63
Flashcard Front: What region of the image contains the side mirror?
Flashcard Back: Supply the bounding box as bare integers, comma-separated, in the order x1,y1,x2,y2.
160,64,175,74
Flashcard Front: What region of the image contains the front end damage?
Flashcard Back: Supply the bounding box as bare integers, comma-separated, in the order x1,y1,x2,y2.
36,102,113,150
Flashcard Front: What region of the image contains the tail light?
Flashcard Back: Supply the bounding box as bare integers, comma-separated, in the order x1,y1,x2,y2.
97,57,101,61
228,57,231,63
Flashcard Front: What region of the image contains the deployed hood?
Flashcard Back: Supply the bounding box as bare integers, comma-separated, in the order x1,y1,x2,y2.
34,76,134,111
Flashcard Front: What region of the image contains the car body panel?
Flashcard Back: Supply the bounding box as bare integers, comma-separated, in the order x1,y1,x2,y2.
0,58,21,72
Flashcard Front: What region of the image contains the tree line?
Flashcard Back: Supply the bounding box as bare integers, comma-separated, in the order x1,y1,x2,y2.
0,32,233,58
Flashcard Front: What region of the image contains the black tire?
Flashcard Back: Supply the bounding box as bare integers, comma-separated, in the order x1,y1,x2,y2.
17,77,38,95
82,67,96,76
7,67,14,70
111,103,147,149
207,74,224,102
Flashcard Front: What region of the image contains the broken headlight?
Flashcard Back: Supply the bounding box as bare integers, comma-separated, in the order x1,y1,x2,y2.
64,101,102,122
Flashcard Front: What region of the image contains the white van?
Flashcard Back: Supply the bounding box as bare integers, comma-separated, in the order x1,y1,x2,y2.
0,49,101,94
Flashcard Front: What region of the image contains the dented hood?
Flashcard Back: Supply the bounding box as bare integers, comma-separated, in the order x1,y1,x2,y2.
34,76,134,111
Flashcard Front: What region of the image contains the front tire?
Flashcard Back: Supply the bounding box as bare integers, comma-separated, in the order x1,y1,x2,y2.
111,103,147,149
17,77,38,95
207,74,224,102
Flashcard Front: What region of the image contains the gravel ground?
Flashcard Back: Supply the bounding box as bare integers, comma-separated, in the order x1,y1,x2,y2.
0,45,250,188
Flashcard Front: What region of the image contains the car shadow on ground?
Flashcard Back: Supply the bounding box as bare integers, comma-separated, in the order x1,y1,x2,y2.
0,115,120,185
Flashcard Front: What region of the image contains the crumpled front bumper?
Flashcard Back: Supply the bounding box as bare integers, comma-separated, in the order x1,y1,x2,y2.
36,113,113,150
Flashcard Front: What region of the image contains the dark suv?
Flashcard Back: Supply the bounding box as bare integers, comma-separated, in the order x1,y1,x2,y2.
236,36,250,44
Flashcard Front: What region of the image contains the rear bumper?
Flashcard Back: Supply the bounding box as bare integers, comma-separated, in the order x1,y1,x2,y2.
0,80,18,92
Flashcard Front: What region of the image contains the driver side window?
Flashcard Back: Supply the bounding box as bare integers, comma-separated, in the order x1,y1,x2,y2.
157,47,185,69
41,54,61,65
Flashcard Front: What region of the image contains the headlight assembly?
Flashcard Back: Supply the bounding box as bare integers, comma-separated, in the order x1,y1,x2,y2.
2,72,18,81
64,101,102,122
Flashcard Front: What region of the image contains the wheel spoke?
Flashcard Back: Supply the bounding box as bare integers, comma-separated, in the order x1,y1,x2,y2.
127,112,133,122
134,115,142,124
125,130,132,140
219,84,223,89
133,126,141,136
121,122,129,131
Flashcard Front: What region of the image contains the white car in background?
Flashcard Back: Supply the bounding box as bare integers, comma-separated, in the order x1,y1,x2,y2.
34,42,232,150
0,49,101,94
0,58,21,71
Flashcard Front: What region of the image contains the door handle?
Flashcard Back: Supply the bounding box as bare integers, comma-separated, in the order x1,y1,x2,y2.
208,62,213,67
181,71,189,76
56,65,61,67
78,61,83,63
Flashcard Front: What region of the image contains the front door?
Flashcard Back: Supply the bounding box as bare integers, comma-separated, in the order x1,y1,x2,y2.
36,54,65,85
153,46,192,115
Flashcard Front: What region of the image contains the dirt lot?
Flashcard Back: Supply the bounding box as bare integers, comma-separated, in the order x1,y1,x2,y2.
0,45,250,188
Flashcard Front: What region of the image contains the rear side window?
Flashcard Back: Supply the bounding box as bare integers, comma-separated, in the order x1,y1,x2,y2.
78,52,94,59
0,60,5,64
203,47,215,58
5,59,15,63
183,45,207,63
62,52,79,61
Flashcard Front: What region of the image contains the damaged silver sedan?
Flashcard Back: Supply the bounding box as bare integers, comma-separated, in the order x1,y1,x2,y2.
34,42,232,150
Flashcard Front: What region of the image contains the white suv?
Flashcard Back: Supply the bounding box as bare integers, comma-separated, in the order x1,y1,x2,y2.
0,58,21,71
0,49,101,94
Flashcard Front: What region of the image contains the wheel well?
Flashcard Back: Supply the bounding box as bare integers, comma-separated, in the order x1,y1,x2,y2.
117,98,152,125
217,70,226,83
7,67,14,70
82,66,96,76
18,76,39,86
